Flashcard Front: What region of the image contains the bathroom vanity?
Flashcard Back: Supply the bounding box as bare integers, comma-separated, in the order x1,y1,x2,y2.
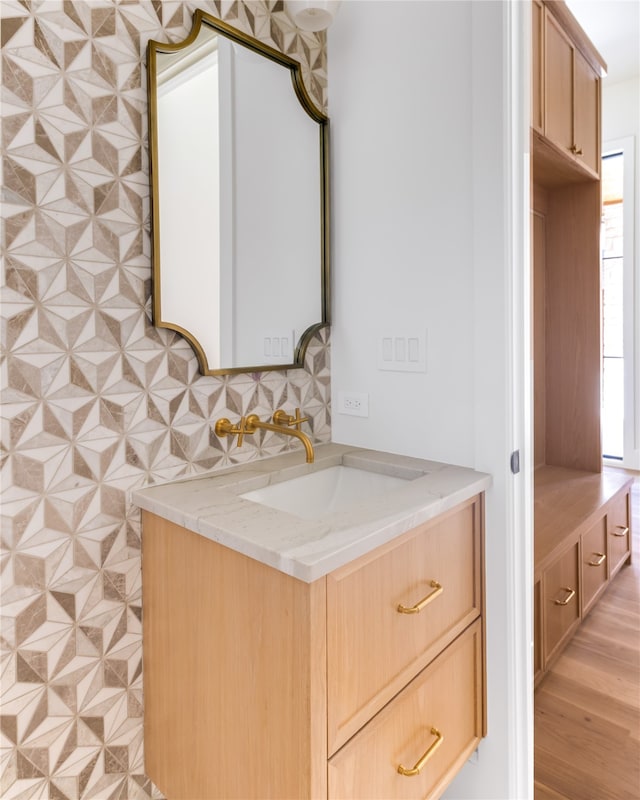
134,444,490,799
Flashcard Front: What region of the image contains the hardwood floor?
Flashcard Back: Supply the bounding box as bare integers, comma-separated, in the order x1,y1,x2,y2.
534,472,640,800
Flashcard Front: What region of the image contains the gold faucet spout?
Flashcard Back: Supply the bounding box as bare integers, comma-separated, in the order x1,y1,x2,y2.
245,414,314,463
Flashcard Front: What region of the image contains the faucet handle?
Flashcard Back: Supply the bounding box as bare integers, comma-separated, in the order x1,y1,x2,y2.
273,408,308,431
214,416,247,446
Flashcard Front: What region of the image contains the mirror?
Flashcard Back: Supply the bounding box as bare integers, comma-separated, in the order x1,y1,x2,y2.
147,10,329,375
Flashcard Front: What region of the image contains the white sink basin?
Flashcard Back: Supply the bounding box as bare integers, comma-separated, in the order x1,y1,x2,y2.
240,465,412,520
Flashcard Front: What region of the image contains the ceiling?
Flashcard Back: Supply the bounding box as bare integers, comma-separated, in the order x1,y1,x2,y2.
565,0,640,84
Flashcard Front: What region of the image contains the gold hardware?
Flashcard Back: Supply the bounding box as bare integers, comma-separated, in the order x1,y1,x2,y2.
397,580,443,614
272,408,309,431
214,412,314,462
245,414,314,463
397,727,444,776
611,525,629,537
588,552,606,567
570,144,584,156
214,416,247,446
554,587,576,606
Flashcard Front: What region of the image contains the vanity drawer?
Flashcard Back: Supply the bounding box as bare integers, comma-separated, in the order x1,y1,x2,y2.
328,620,483,800
326,496,483,753
608,490,631,578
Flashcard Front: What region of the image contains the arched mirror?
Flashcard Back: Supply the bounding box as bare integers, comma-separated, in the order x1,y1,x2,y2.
147,10,329,375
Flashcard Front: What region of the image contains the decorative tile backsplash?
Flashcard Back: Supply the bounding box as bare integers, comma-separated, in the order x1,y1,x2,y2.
0,2,330,797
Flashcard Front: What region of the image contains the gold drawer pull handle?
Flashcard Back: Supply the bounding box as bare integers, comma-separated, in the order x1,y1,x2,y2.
588,552,606,567
554,587,576,606
398,727,444,776
397,580,443,614
611,525,629,537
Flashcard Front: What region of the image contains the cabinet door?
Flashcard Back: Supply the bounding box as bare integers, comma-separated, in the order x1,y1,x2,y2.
326,497,482,753
573,47,600,175
328,621,483,800
544,12,573,155
608,490,631,578
532,0,544,132
142,512,327,800
581,517,607,615
542,543,580,667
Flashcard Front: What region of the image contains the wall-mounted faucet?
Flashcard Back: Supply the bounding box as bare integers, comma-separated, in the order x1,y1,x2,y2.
214,408,314,463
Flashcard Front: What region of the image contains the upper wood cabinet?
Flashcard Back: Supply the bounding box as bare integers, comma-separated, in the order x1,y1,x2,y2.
544,12,574,156
532,1,605,179
573,46,600,174
532,0,544,132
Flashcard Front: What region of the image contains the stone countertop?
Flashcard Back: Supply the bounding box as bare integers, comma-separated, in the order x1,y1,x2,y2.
132,443,492,583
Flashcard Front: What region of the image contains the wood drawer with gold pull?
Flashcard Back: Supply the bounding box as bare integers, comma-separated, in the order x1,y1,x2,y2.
580,516,607,615
326,496,483,753
328,620,483,800
542,542,579,669
608,490,631,578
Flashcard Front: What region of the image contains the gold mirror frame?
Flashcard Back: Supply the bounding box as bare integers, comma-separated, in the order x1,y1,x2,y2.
147,10,330,375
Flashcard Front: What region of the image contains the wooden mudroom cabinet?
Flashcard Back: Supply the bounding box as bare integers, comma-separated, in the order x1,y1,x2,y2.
531,1,633,688
533,470,632,685
142,494,486,800
532,0,601,177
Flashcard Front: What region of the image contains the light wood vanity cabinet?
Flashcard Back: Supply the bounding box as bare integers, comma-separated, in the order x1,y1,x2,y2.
142,494,485,800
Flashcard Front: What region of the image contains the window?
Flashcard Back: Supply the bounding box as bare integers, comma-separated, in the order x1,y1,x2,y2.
601,138,638,469
601,152,624,459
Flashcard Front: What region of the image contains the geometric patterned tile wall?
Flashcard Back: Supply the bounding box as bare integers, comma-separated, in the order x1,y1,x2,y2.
0,2,329,797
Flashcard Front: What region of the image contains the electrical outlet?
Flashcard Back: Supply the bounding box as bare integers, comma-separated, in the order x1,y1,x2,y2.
338,391,369,417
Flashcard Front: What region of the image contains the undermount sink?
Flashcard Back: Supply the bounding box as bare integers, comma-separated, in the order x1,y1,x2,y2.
240,465,413,520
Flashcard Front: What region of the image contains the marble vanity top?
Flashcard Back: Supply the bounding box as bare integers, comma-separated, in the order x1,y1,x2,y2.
132,443,492,583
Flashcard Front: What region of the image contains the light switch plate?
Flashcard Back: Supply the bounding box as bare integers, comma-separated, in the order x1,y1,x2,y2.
378,331,427,372
259,330,295,364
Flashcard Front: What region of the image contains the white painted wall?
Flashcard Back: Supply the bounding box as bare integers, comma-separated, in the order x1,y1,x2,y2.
329,0,475,467
603,76,640,141
328,2,532,798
